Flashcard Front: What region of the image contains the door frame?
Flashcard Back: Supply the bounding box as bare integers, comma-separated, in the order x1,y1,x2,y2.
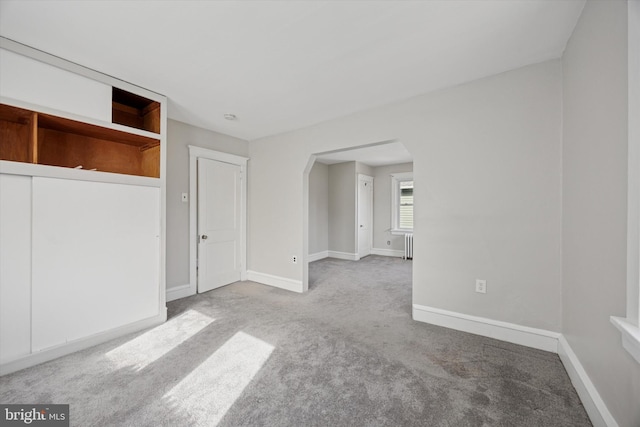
189,145,248,297
303,140,401,291
356,174,374,260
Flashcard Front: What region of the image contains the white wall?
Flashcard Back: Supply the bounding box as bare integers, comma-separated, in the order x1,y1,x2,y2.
372,162,413,252
308,162,328,256
248,59,563,332
562,1,640,426
356,162,374,177
328,162,357,254
166,119,249,290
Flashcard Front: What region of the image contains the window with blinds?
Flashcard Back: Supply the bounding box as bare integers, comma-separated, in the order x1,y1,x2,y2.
391,172,413,233
399,181,414,229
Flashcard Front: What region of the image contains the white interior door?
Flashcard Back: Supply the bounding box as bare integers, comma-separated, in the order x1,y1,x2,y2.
198,158,242,293
357,174,374,259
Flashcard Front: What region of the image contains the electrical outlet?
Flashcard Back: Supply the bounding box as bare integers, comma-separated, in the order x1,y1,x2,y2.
475,279,487,294
292,255,297,264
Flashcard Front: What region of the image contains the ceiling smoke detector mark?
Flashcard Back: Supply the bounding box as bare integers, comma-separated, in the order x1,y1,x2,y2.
224,114,237,121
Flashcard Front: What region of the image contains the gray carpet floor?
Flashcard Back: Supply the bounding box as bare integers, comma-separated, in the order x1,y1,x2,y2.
0,255,590,426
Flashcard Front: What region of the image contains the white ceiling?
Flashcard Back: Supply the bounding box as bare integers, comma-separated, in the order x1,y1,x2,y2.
0,1,585,141
315,142,412,167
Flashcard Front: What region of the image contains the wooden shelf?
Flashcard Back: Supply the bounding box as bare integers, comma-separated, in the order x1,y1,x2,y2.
0,103,33,124
112,87,160,134
38,112,159,148
0,103,160,178
0,104,35,163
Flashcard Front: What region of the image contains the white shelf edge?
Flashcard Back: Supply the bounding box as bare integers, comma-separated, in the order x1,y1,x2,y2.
0,161,160,188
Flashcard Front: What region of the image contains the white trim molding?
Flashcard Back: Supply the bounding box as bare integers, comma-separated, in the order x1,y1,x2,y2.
308,251,329,262
371,248,404,258
558,335,619,427
166,284,192,302
0,158,160,188
411,304,620,426
188,146,248,296
616,0,640,366
246,270,303,293
412,304,560,353
327,251,359,261
302,155,316,293
610,316,640,364
0,310,166,376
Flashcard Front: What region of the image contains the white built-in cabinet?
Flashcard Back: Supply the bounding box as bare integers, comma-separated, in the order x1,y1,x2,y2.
0,48,112,123
0,38,167,374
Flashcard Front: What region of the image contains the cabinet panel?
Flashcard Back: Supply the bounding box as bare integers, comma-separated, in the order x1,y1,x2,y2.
0,174,32,362
0,48,111,123
31,177,160,352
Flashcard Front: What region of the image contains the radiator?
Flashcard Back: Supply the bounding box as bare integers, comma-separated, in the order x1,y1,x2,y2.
404,233,414,260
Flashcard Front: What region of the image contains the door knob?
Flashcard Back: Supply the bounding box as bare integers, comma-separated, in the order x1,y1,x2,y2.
201,235,208,240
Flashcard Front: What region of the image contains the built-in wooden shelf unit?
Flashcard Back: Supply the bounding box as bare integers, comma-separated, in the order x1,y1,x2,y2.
112,87,161,134
0,103,37,164
0,103,160,178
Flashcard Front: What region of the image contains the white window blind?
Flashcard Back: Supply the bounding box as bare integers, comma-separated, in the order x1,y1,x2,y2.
399,181,414,229
391,172,413,233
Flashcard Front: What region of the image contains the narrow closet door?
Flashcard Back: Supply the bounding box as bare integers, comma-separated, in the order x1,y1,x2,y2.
357,174,373,259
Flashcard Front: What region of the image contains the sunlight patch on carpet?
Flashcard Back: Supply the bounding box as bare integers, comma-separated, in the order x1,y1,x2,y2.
105,309,215,370
163,331,274,426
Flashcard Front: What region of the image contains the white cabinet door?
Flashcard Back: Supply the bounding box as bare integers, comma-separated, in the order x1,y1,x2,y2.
0,48,112,123
0,174,32,363
31,177,160,352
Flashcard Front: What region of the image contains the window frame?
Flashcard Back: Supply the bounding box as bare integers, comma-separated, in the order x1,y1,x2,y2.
611,0,640,364
390,172,413,235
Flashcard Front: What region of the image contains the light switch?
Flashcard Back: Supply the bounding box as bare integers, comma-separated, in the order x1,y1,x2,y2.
181,193,188,203
475,279,487,294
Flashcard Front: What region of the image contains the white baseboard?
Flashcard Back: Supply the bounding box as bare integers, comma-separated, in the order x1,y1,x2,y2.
308,251,329,262
166,284,193,302
371,248,404,258
411,304,616,426
557,335,618,427
0,308,167,376
412,304,560,353
246,270,303,293
327,251,358,261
